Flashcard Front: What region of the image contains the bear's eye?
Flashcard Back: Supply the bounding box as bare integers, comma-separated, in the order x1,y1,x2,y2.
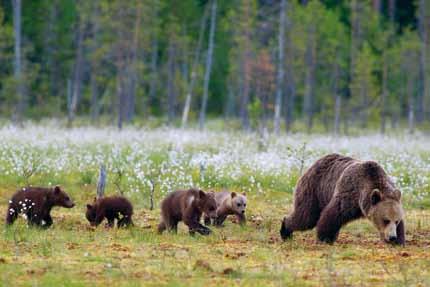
65,197,70,201
209,207,215,212
383,219,390,226
237,203,241,207
395,220,399,225
244,203,246,207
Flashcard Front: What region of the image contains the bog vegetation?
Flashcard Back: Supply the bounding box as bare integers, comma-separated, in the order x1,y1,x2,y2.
0,124,429,286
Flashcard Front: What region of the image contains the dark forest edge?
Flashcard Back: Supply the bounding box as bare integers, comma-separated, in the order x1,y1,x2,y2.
0,0,429,133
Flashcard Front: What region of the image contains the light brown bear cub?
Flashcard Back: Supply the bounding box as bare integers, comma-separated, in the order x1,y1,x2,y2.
204,191,247,226
158,188,217,235
280,153,405,245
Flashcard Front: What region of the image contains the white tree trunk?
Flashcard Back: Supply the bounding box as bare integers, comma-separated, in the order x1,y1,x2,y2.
13,0,24,122
181,5,209,128
274,0,286,135
199,0,217,130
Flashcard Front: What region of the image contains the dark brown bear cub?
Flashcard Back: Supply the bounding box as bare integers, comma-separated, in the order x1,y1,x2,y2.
86,196,133,228
158,188,217,235
280,153,405,245
6,185,75,227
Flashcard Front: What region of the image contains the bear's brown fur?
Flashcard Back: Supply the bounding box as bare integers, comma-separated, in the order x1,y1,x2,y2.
157,188,217,235
204,191,247,226
86,196,133,228
6,186,75,227
280,153,405,245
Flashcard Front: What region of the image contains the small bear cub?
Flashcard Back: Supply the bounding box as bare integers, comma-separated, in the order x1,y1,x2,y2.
204,191,247,226
6,185,75,227
86,196,133,228
158,188,217,235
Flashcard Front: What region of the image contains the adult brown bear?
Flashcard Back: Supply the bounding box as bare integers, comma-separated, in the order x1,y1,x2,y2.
280,153,405,245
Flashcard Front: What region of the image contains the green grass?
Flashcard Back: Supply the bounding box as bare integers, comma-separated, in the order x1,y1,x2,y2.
1,186,430,287
0,126,429,286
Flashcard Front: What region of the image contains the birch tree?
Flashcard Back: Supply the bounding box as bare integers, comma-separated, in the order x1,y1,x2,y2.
273,0,286,135
12,0,24,122
199,0,217,130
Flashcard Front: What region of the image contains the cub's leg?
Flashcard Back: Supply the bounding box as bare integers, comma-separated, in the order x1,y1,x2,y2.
184,211,211,236
105,216,115,228
214,215,227,226
203,214,212,226
236,213,246,225
117,215,133,227
41,214,53,228
5,206,18,225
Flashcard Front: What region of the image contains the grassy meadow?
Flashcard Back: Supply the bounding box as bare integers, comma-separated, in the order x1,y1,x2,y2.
0,123,429,286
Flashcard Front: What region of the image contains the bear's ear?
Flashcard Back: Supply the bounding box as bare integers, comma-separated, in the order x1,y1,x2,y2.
393,189,401,201
231,192,237,198
242,192,246,197
363,161,380,180
54,185,61,194
198,190,206,199
371,189,382,205
86,204,93,209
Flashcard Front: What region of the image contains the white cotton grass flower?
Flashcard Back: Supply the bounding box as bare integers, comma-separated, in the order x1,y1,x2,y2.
0,123,428,201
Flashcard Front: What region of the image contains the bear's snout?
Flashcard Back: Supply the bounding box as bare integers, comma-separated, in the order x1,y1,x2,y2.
388,235,397,242
66,201,75,208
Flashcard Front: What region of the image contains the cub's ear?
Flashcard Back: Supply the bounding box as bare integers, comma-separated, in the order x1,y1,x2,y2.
198,190,206,199
54,185,61,194
393,189,401,201
242,192,246,197
231,192,237,198
86,204,93,209
371,189,382,205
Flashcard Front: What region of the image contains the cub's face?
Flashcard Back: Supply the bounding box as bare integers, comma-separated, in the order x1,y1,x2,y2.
368,189,404,243
199,191,217,218
231,193,247,215
86,204,96,225
51,186,75,208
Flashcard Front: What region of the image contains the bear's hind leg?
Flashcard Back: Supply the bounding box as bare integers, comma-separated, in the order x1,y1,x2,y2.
118,215,133,227
281,203,320,240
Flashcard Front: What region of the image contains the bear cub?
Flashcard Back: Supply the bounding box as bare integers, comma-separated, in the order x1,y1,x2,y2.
204,191,247,226
6,185,75,227
86,196,133,228
158,188,217,235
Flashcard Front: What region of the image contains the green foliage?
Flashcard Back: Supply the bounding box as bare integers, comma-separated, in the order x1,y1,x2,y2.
0,0,428,131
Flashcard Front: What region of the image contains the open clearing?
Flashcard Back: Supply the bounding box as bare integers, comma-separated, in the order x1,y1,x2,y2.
0,125,429,286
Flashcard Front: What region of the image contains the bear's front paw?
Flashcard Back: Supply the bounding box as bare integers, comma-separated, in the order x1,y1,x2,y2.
198,227,212,235
317,233,336,244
